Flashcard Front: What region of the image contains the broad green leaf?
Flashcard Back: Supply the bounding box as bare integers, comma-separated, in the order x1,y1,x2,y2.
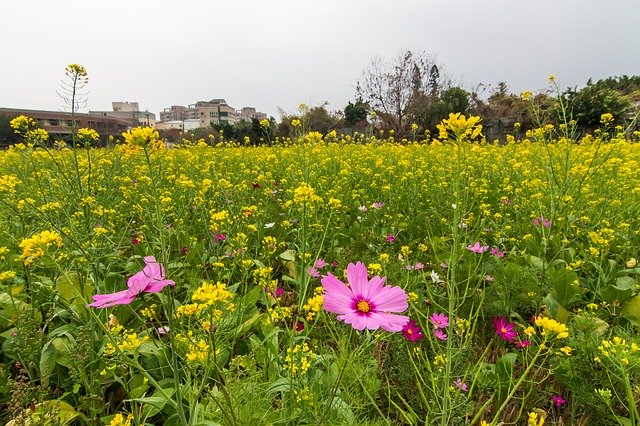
266,378,291,394
621,295,640,328
278,249,296,261
6,400,85,426
39,341,57,387
613,276,637,292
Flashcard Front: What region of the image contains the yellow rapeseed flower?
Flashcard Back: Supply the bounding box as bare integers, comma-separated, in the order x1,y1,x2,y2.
19,230,63,265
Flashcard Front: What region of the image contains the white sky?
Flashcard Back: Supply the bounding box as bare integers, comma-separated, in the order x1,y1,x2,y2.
1,0,638,119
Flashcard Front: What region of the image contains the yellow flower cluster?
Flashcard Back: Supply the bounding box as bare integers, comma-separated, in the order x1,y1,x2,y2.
109,413,134,426
293,183,322,204
284,342,316,377
0,175,21,194
19,230,63,265
117,333,150,352
0,270,16,282
265,306,293,325
121,126,164,151
303,287,324,321
600,113,614,125
437,113,483,141
534,316,569,339
528,411,546,426
76,128,100,145
186,339,211,363
176,281,235,320
596,336,639,366
209,209,230,232
367,263,382,275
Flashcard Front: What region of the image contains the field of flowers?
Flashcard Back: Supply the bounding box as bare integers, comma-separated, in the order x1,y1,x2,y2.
1,113,639,425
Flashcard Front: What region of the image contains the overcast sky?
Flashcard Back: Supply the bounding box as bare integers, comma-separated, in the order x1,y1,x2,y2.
1,0,638,119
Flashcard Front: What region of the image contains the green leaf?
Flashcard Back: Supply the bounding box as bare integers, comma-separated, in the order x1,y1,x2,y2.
130,386,175,418
279,249,296,261
266,378,290,394
39,341,57,387
548,267,583,308
621,295,640,328
6,400,85,426
613,276,637,292
527,255,545,271
495,352,517,386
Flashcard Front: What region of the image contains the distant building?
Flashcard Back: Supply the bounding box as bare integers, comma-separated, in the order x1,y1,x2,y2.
158,99,266,130
89,101,156,128
0,107,133,137
189,99,239,127
112,101,139,112
160,105,188,122
156,119,200,131
239,106,267,122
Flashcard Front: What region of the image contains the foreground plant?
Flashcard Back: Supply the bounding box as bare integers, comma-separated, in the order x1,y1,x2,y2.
88,256,175,307
322,261,409,331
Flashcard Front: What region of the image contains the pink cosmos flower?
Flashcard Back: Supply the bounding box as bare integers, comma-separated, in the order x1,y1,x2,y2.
467,242,489,254
551,394,567,407
322,261,409,332
307,267,320,278
493,316,518,342
214,233,227,242
533,216,552,228
401,320,424,342
434,329,448,341
429,312,449,329
372,202,384,209
455,378,468,392
516,339,531,349
491,247,505,258
314,258,327,269
386,233,396,244
88,256,175,308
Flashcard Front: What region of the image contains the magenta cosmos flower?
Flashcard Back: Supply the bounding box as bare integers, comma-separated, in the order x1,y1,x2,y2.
493,316,518,342
88,256,175,308
402,320,424,342
322,261,409,332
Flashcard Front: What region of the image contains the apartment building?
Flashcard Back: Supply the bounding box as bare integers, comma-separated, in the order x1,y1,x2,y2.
89,101,156,128
189,99,239,127
239,106,268,121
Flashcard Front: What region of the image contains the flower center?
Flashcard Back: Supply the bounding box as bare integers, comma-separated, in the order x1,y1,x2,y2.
407,329,413,335
501,327,507,334
356,299,371,313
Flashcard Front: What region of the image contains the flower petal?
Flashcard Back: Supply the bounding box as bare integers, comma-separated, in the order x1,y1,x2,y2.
144,278,176,293
142,256,166,279
322,273,355,314
362,275,386,300
371,285,408,313
338,312,383,331
346,262,368,298
338,313,370,330
88,289,137,308
371,312,410,332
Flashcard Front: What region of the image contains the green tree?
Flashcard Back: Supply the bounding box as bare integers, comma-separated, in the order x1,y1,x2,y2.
343,99,369,126
565,80,632,126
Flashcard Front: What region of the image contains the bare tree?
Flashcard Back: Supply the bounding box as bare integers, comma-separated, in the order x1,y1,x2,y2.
356,50,449,133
